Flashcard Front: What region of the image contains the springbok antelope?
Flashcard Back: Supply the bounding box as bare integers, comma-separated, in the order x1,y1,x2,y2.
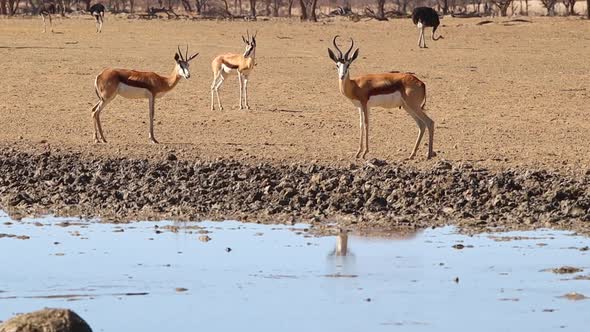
89,3,105,33
210,31,257,111
327,36,435,160
39,2,56,33
91,46,198,144
411,7,444,48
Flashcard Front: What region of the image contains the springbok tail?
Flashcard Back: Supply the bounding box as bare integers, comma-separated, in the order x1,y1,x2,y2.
93,76,103,102
421,84,427,109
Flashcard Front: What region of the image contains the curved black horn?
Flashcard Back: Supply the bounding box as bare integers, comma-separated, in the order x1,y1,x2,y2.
185,44,189,60
177,45,184,61
332,35,343,60
344,38,354,60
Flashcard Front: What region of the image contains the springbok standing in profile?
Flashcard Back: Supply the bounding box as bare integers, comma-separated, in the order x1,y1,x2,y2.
412,7,444,48
91,46,199,144
210,31,257,111
89,3,106,33
327,36,435,160
39,2,56,33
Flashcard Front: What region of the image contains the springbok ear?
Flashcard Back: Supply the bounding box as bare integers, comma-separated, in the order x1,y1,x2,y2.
350,48,360,62
174,53,180,62
242,36,248,44
187,53,199,62
328,48,338,62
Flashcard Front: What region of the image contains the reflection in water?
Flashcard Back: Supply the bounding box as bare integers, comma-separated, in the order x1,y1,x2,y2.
333,230,350,257
2,216,590,332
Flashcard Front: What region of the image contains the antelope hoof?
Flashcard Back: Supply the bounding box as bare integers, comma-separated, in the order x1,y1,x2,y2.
427,151,437,159
245,105,251,110
362,150,369,159
150,138,159,144
355,150,362,159
408,153,417,160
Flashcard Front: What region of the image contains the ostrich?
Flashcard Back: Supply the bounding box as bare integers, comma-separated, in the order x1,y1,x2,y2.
39,2,56,33
411,7,444,48
89,3,105,33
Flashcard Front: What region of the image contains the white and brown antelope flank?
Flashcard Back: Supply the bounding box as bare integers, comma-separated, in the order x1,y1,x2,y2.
328,36,435,160
39,2,56,33
91,46,198,144
210,31,257,111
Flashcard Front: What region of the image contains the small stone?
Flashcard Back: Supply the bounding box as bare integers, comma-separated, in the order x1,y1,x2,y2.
225,247,232,252
550,266,583,274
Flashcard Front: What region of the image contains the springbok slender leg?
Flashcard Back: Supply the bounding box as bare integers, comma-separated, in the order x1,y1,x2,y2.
407,104,435,159
355,106,365,158
148,95,159,144
238,71,244,110
211,72,225,110
243,75,250,109
42,15,46,33
91,101,101,143
49,14,53,33
92,99,109,143
361,106,370,159
404,106,426,159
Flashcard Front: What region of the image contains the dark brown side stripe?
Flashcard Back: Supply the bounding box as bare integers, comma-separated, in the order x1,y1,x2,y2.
367,81,403,98
118,74,154,92
221,60,239,70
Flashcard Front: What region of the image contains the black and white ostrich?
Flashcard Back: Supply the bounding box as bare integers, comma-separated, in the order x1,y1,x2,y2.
411,7,444,48
39,2,56,33
89,3,106,33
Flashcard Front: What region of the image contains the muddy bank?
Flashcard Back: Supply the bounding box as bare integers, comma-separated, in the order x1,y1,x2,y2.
0,147,588,234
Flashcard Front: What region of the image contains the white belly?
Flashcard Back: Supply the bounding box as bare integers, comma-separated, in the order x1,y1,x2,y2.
351,92,403,109
117,83,151,99
221,64,234,74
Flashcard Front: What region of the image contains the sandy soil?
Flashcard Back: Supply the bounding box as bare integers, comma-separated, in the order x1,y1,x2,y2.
0,16,588,171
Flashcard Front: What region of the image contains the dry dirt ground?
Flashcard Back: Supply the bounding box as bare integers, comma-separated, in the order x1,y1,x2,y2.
0,15,589,170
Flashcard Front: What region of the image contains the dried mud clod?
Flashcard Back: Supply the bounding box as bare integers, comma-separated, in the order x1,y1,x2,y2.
0,149,589,235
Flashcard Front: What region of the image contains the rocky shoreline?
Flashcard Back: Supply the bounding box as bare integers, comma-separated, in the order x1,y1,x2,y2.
0,147,588,234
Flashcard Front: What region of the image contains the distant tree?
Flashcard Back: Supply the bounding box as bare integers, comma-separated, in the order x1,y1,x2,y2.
490,0,514,16
396,0,410,14
298,0,307,19
561,0,577,15
299,0,317,21
249,0,255,16
587,0,590,18
540,0,557,15
376,0,386,19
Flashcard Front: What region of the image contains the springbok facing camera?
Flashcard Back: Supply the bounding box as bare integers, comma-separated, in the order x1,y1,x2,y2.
210,31,257,111
412,7,444,48
89,3,106,33
91,46,199,144
39,3,56,33
327,36,435,160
